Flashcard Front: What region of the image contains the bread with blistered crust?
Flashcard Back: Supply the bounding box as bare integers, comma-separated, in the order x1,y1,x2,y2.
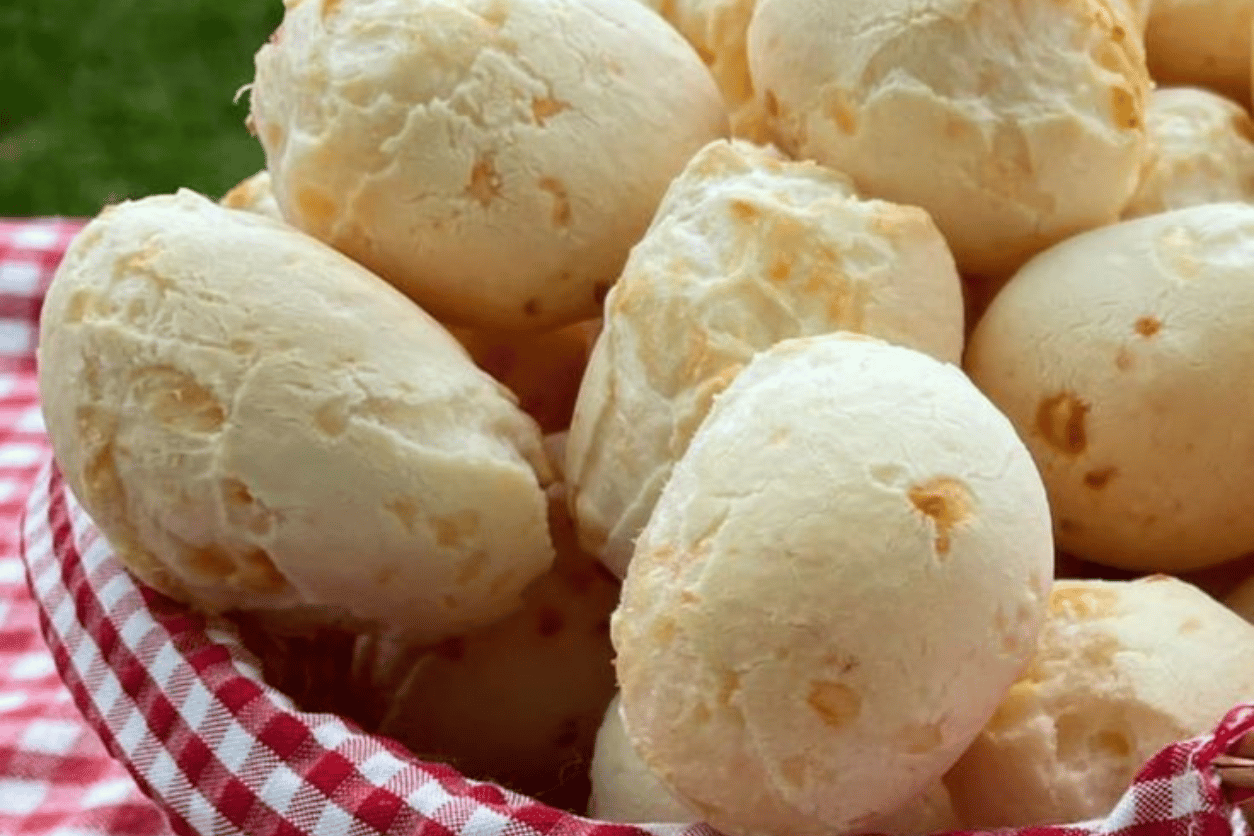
1122,87,1254,219
946,576,1254,827
566,139,964,577
747,0,1151,280
38,189,554,641
612,334,1053,836
249,0,728,332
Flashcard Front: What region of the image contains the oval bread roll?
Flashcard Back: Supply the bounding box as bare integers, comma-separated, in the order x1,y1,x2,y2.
249,0,729,332
566,139,964,576
1123,87,1254,219
747,0,1151,280
612,334,1053,836
946,577,1254,827
38,190,554,641
966,202,1254,573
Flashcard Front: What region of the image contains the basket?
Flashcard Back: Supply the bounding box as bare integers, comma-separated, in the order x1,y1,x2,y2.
11,220,1254,836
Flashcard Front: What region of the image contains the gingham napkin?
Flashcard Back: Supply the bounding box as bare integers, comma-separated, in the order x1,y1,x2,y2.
0,219,173,835
9,215,1254,836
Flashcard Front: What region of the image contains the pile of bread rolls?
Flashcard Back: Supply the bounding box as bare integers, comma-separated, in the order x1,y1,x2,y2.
35,0,1254,830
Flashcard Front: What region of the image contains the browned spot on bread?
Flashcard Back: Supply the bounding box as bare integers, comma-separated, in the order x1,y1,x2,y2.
222,478,275,536
807,680,860,729
1179,617,1203,634
433,510,479,548
296,187,336,226
132,366,225,433
523,298,541,317
466,156,501,208
314,397,350,436
907,476,973,557
321,0,342,20
1036,392,1090,455
1109,87,1139,130
1135,316,1161,337
729,199,758,222
652,618,677,645
186,545,234,578
531,97,569,125
1084,467,1118,490
386,497,420,534
899,721,945,754
768,254,791,282
1050,585,1119,619
1115,347,1133,371
538,177,571,227
536,605,565,637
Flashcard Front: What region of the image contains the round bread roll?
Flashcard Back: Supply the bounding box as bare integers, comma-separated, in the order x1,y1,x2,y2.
449,321,598,433
612,334,1053,836
946,577,1254,827
1145,0,1254,103
249,0,729,332
966,202,1254,573
566,139,964,576
366,484,619,807
746,0,1151,280
38,189,554,640
1123,87,1254,218
591,694,961,834
220,170,284,222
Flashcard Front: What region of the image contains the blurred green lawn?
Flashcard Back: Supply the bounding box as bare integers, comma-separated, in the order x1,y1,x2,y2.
1,0,285,218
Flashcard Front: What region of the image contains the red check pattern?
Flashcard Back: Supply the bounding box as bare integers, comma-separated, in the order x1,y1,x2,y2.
0,219,174,836
6,215,1254,836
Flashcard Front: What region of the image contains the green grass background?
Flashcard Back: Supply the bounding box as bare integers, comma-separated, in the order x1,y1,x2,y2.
1,0,285,218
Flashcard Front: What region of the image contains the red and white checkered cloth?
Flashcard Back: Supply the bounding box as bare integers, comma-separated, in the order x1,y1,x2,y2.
0,219,174,835
6,215,1254,836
